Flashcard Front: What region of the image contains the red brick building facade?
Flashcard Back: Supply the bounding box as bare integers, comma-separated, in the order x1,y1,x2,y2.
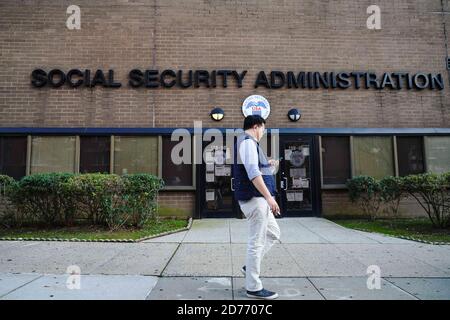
1,0,449,218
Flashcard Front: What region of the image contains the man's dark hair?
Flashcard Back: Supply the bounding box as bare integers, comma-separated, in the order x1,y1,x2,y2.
243,115,266,130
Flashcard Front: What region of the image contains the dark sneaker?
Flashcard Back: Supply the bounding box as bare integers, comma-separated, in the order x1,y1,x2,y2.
246,288,279,300
241,265,246,276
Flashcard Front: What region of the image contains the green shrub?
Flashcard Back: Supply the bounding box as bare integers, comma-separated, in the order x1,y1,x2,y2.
67,173,165,230
64,173,122,225
0,175,15,188
379,176,405,218
402,172,450,228
10,173,76,226
0,175,16,199
5,173,165,230
346,176,382,221
120,174,165,228
0,175,18,227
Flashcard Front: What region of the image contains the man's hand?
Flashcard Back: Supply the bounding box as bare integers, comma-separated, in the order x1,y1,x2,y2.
268,159,279,167
268,159,280,175
251,175,281,217
266,197,281,216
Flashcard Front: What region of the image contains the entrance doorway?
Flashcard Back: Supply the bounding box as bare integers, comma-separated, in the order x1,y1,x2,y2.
277,135,320,217
196,134,320,218
196,140,239,218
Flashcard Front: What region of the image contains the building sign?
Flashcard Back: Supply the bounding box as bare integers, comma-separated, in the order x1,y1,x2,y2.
31,68,446,90
242,95,271,119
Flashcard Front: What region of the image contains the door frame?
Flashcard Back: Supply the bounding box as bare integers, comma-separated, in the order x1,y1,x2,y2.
195,138,242,219
277,134,321,217
195,133,322,219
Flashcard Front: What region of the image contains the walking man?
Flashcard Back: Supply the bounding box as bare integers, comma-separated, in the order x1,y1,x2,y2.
233,115,281,300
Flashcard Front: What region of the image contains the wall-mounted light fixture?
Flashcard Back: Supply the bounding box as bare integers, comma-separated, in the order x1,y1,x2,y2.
288,108,301,122
210,107,225,121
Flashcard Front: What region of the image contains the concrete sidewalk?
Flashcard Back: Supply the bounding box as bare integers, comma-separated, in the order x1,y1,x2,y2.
1,218,449,300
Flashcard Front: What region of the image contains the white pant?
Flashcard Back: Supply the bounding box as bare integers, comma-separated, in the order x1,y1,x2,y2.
239,197,281,291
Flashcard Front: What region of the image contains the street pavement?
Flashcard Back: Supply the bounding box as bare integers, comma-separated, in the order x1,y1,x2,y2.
0,218,449,300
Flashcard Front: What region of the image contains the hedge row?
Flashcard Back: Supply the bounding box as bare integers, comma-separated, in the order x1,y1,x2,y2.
0,173,164,230
346,172,450,228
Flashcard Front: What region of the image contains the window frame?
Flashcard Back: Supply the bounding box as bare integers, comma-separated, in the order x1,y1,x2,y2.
319,135,352,189
29,135,78,174
110,135,159,176
320,135,402,190
79,135,112,174
0,135,28,180
6,133,448,193
158,135,196,191
423,136,450,173
395,135,427,177
350,135,396,179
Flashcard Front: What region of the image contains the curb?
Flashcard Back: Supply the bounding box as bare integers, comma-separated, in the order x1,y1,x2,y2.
0,217,192,243
135,217,193,242
352,227,449,246
394,234,449,246
0,237,136,243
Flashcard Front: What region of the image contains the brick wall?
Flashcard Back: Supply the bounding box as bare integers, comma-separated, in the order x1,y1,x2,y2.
1,0,449,218
0,0,448,129
321,189,427,218
158,191,195,217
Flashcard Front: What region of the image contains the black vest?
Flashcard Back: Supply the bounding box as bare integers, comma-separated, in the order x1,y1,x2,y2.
232,134,276,201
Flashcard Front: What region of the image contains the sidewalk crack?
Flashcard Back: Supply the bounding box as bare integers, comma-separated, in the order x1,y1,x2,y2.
159,242,183,277
306,277,327,300
383,277,420,300
0,274,43,299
